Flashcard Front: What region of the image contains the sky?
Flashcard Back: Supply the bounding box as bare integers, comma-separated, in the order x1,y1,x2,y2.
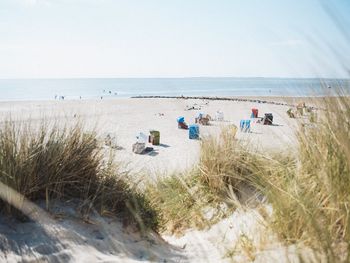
0,0,349,78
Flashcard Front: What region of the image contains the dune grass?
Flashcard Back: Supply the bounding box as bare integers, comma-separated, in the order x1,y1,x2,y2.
146,170,222,234
0,121,158,231
146,127,282,235
146,127,254,234
256,96,350,262
1,96,349,261
225,96,350,261
147,96,350,261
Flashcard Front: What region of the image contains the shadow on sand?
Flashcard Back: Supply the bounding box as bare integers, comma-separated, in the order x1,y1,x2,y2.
0,201,186,262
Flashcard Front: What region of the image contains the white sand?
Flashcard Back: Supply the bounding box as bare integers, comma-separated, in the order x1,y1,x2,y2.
0,98,298,178
0,97,305,262
0,201,304,263
0,200,185,263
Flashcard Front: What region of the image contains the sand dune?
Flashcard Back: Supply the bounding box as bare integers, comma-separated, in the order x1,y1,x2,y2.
0,97,305,262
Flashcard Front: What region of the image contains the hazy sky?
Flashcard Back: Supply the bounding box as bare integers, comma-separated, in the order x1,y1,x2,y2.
0,0,349,78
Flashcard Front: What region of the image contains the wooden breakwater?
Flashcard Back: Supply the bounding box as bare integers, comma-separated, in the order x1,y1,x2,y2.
131,95,299,108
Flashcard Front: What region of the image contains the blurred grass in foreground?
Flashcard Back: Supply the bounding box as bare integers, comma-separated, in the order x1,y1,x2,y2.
258,96,350,262
147,95,350,262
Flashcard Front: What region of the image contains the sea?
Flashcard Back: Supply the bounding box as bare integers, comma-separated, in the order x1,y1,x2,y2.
0,78,349,101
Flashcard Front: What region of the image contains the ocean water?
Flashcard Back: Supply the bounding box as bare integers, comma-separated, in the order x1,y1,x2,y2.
0,78,349,101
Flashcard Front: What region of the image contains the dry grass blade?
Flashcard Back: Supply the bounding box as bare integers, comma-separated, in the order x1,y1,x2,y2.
0,120,158,231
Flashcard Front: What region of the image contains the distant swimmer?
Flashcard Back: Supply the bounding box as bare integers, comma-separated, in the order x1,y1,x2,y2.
103,89,106,93
101,96,103,99
328,86,331,89
54,94,57,100
114,92,118,95
109,91,112,94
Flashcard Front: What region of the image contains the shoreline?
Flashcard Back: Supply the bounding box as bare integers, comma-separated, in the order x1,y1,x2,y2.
131,95,324,109
0,95,344,106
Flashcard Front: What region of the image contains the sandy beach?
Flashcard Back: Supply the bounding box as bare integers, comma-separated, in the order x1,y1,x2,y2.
0,96,305,262
0,97,299,178
1,0,348,261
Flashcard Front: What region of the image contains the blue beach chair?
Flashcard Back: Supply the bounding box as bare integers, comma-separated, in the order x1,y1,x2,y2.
240,120,251,132
189,124,200,139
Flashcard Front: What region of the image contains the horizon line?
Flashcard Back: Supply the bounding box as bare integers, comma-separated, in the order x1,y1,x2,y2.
0,76,349,80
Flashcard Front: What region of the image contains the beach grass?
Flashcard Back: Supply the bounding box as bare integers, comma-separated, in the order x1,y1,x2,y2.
147,95,350,261
146,127,254,234
0,121,158,231
1,95,349,261
146,171,206,234
255,96,350,261
223,96,350,261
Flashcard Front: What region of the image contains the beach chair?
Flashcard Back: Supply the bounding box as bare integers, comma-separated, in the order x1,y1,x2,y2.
240,120,251,132
195,113,210,125
189,124,200,139
199,117,209,125
177,116,188,129
251,108,258,118
287,108,295,118
195,113,202,124
263,113,273,125
149,130,160,145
